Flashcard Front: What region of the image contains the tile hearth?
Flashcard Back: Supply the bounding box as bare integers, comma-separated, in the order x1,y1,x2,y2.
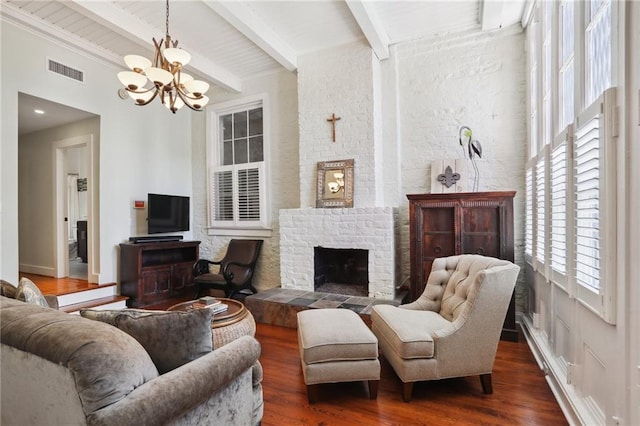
245,288,402,328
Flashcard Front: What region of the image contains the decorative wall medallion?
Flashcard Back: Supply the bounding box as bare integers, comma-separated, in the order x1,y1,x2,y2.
437,165,460,188
430,160,468,193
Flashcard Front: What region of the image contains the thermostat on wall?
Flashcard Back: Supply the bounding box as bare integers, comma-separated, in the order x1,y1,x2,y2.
133,200,145,209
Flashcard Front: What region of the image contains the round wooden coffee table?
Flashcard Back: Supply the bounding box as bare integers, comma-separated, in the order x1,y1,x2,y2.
167,298,256,348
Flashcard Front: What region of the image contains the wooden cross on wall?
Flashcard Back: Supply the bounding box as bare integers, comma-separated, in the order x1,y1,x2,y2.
326,113,341,142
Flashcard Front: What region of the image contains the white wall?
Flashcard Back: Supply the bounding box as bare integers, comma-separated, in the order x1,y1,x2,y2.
390,27,527,302
1,21,193,284
629,4,640,424
191,70,299,290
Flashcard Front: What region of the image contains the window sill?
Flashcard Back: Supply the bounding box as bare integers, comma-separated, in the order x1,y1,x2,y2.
206,227,272,238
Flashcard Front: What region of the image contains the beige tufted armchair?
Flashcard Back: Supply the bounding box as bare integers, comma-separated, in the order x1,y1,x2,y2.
371,255,519,402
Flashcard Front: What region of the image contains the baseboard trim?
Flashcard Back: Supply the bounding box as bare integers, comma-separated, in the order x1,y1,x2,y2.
18,264,54,277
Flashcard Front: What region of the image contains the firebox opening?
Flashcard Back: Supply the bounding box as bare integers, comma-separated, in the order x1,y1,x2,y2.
314,247,368,297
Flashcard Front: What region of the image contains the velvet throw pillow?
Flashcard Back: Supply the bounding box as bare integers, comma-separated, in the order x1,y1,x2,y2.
15,277,49,308
80,308,149,327
81,308,214,374
0,279,18,299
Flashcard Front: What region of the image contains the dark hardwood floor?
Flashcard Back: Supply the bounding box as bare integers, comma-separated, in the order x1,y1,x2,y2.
256,323,567,426
22,274,567,425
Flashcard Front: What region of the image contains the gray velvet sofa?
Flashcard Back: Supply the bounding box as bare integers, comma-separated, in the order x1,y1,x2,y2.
0,296,263,425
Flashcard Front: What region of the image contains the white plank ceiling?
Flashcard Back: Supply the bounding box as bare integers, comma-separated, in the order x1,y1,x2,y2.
3,0,527,132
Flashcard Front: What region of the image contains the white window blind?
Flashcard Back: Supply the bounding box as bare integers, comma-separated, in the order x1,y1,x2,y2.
210,163,266,228
237,167,261,221
525,167,534,258
572,87,617,323
574,111,601,292
535,153,546,267
212,168,234,221
550,126,572,286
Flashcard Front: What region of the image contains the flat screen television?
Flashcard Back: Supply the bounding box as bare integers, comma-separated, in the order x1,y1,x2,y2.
147,193,190,234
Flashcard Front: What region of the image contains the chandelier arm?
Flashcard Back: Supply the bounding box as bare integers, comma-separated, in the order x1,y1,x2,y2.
126,85,156,95
127,87,161,106
159,87,169,105
177,89,203,101
175,89,203,112
152,38,164,68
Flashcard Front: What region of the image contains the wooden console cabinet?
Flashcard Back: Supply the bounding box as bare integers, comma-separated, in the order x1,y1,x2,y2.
407,192,517,341
119,241,200,308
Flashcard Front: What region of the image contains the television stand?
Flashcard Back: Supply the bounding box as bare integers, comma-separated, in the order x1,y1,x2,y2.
120,240,200,308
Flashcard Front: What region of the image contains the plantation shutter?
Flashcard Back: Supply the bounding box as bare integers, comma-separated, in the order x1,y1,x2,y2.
210,163,266,228
574,111,601,292
573,87,617,323
237,166,262,222
550,126,572,286
211,168,234,222
535,150,547,269
525,167,534,258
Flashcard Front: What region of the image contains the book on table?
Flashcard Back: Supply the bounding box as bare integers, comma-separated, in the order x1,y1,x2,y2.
209,303,228,314
198,296,220,306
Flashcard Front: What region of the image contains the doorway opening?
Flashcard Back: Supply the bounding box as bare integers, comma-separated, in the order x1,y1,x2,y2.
17,93,99,283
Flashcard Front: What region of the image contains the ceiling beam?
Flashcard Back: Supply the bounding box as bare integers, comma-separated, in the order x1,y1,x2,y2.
345,0,390,60
67,0,242,92
480,0,505,31
202,1,297,72
521,0,536,29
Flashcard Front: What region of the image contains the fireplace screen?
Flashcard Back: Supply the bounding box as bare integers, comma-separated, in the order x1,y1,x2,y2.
313,247,368,296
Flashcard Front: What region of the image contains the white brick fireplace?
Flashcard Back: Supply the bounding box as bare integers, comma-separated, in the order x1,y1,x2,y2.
278,41,400,300
279,207,398,299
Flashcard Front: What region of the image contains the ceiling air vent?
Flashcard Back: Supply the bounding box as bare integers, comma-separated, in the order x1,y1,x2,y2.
48,59,84,83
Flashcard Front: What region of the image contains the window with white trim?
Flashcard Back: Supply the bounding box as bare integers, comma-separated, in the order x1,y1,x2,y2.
525,0,616,322
207,97,270,233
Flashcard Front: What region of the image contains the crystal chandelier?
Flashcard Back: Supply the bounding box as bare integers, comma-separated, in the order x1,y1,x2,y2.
117,0,210,114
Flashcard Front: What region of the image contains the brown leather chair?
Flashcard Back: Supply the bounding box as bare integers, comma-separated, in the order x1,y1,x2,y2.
193,239,263,299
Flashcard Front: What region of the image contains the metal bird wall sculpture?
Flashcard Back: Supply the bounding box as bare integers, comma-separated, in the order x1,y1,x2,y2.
458,126,483,191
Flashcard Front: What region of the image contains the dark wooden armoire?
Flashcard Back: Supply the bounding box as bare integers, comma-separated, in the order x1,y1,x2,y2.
407,191,517,341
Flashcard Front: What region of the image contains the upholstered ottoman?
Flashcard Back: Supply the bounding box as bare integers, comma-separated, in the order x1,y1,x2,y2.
297,308,380,403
